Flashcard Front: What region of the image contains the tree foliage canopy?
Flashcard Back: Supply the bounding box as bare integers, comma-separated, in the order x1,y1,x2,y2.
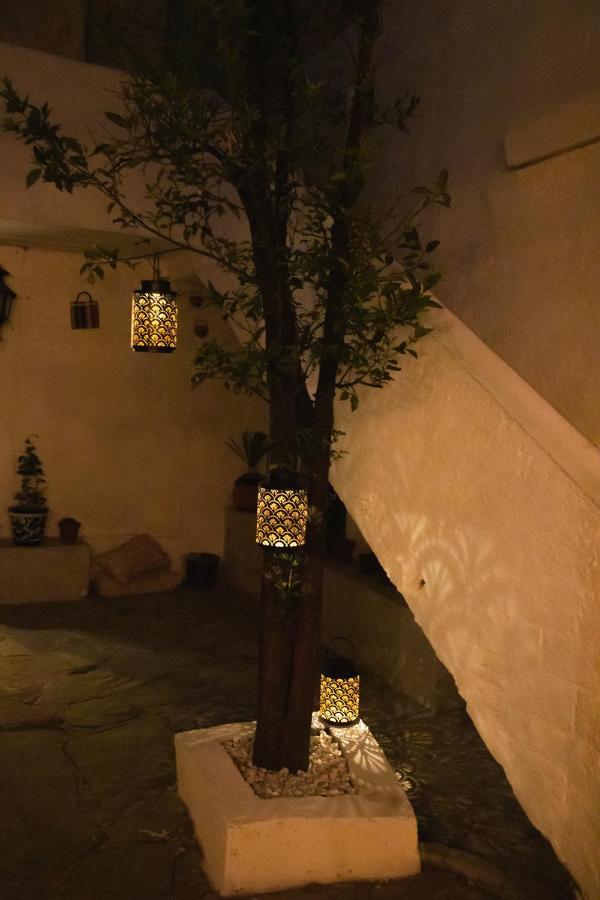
1,0,451,771
1,0,448,434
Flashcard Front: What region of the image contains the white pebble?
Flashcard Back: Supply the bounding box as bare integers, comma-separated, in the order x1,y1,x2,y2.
222,732,354,800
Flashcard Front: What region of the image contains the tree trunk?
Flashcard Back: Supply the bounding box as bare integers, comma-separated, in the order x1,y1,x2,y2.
281,457,329,770
252,550,298,770
250,0,383,774
252,460,329,773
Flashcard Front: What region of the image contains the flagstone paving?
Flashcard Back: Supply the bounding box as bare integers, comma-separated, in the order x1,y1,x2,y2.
0,585,575,899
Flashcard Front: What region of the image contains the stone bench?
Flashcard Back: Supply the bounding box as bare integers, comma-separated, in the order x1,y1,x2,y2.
0,538,90,603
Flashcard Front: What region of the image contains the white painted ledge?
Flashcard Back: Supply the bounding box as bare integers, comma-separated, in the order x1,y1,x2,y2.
505,87,600,168
0,217,155,255
0,538,90,603
175,721,419,896
433,307,600,509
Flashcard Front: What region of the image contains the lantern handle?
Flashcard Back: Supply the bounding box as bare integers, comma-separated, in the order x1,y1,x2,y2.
325,636,356,665
74,291,94,304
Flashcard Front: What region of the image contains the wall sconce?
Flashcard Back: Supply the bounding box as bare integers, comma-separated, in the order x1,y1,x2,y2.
131,254,177,352
319,637,360,726
71,291,99,329
256,467,308,548
0,266,17,333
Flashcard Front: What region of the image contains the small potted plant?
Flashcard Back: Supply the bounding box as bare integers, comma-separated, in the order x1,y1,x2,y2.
8,437,48,546
227,430,270,511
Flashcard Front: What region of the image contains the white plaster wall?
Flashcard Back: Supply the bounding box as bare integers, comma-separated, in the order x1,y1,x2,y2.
0,1,86,61
0,245,265,566
370,0,600,446
0,42,130,237
332,309,600,898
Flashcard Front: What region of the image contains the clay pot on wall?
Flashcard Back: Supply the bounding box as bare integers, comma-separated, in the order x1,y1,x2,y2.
58,517,81,544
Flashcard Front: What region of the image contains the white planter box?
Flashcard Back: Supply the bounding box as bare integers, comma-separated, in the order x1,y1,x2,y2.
175,720,420,897
0,538,90,603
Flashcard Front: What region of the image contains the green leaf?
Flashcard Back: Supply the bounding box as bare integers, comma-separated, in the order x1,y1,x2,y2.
26,168,41,188
350,394,359,412
104,111,128,128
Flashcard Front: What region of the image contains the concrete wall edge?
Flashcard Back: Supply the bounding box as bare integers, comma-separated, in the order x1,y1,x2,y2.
432,307,600,509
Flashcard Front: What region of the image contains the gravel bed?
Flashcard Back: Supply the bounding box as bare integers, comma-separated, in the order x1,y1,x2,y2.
223,730,355,799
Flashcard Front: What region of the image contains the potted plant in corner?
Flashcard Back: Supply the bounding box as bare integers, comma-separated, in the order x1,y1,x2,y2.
227,430,270,512
8,437,48,546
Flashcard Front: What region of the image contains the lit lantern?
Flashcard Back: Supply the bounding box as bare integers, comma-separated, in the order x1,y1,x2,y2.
320,637,360,726
0,266,16,332
256,468,308,548
131,256,177,352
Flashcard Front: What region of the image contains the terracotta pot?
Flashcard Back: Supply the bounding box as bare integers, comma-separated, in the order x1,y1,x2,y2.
232,471,262,511
58,517,81,544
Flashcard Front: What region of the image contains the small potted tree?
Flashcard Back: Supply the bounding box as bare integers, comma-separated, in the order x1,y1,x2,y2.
227,430,270,511
8,438,48,546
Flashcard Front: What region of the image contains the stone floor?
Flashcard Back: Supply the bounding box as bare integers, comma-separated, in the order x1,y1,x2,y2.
0,584,576,899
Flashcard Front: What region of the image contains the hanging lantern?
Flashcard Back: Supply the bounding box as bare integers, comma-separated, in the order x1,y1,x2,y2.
131,255,177,352
256,467,308,548
319,637,360,726
71,291,99,329
0,266,17,332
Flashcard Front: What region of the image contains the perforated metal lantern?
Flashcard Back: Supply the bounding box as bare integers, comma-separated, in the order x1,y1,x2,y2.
131,278,177,352
256,485,308,548
319,637,360,726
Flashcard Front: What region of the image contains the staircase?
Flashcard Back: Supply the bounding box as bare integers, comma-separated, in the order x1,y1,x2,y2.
331,308,600,900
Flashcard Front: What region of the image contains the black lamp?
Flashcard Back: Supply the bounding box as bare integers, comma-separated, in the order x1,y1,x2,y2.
0,267,16,331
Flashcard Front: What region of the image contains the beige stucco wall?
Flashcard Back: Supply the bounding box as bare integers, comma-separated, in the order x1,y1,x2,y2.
0,244,265,566
369,0,600,446
0,1,86,60
332,309,600,898
0,42,128,239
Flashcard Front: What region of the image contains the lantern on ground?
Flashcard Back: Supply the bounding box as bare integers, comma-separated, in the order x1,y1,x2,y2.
320,637,360,726
0,266,16,333
131,255,177,352
256,467,308,549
